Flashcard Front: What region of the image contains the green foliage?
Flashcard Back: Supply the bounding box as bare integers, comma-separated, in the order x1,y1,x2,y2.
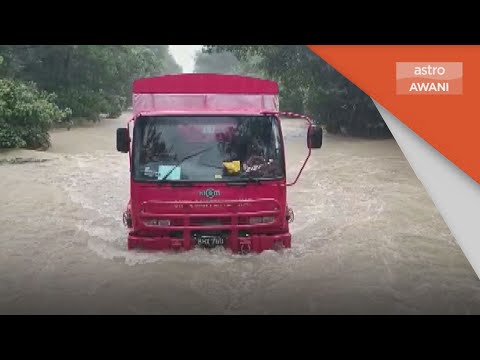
0,45,181,118
0,45,181,149
146,45,182,74
0,79,71,149
204,45,390,138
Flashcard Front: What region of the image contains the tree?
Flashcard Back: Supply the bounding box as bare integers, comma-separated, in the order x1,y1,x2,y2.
0,45,182,118
0,45,182,149
204,45,390,138
0,79,71,149
146,45,182,74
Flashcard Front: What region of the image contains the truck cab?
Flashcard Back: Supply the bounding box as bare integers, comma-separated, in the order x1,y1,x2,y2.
116,74,322,253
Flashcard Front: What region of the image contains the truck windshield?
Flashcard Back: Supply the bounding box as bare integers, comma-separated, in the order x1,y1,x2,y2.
132,115,285,182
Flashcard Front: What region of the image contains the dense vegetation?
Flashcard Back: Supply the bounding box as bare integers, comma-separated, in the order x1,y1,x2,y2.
202,46,391,138
0,45,181,150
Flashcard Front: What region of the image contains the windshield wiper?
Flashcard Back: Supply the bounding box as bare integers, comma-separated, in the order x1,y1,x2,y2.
159,145,216,182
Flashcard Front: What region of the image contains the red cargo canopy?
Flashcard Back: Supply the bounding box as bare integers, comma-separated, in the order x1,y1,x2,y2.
133,73,279,95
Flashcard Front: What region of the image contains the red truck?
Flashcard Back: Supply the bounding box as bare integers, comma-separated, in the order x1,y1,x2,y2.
116,73,322,253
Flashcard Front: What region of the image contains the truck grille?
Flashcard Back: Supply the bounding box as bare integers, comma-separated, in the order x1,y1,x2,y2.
190,217,232,226
140,199,282,230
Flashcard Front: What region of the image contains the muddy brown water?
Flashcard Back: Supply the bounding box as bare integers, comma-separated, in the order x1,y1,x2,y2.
1,112,479,314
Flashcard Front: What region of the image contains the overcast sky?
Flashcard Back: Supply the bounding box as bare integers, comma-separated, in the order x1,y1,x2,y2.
169,45,203,73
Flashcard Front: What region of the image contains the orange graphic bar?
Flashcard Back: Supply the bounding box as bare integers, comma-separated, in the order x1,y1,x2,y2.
307,45,480,183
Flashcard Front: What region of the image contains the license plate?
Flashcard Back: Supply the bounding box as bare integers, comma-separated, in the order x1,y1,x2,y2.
196,236,225,247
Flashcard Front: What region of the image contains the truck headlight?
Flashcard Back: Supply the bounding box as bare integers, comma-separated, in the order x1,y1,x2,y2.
249,216,274,224
144,219,170,226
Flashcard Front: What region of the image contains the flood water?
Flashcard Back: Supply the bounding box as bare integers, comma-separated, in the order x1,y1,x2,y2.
1,112,479,314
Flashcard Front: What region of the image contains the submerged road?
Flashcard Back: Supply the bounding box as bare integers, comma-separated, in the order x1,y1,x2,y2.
0,112,479,314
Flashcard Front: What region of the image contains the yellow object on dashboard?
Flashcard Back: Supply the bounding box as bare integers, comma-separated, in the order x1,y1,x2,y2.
223,160,241,174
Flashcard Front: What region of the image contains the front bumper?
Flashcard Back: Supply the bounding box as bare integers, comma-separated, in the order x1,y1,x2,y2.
126,198,291,253
128,232,291,253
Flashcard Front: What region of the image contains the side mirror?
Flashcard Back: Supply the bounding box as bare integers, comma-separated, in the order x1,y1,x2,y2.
116,128,130,153
308,125,323,149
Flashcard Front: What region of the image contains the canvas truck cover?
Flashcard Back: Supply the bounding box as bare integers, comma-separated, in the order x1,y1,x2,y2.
132,74,280,115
